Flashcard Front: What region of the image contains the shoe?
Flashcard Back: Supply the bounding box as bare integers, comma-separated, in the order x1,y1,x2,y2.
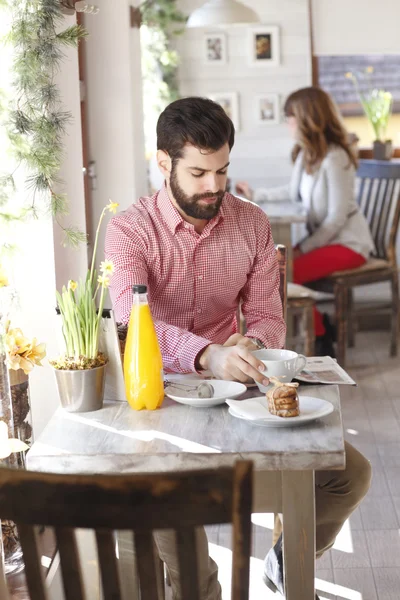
263,534,284,595
315,333,336,358
322,313,337,342
263,534,320,599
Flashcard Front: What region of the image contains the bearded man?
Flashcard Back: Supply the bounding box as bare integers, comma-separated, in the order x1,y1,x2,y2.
105,97,371,600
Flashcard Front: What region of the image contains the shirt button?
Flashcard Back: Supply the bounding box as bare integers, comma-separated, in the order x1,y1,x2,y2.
198,275,203,280
197,308,202,314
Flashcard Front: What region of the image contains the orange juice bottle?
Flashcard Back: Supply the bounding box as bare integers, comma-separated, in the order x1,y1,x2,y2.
123,284,164,410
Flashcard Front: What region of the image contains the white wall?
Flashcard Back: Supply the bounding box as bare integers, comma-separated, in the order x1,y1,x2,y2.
311,0,400,56
53,16,89,288
176,0,312,190
83,0,147,273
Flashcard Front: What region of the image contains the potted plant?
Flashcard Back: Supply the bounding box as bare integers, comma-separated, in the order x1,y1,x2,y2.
50,201,118,413
346,67,393,160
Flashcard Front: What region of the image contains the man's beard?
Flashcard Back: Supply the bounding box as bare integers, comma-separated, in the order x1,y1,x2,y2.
170,164,225,220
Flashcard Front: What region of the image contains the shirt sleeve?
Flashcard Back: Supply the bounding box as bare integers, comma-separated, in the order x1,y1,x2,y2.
240,209,286,348
299,150,355,254
105,216,211,373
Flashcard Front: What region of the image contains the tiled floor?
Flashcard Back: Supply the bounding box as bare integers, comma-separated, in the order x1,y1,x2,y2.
202,330,400,600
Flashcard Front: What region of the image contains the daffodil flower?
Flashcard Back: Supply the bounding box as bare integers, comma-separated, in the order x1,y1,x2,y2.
0,421,29,459
68,280,78,292
97,275,110,288
107,201,119,215
100,260,114,275
6,328,46,374
0,265,8,288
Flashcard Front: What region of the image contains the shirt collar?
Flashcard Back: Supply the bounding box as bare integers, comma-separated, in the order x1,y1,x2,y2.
156,184,185,234
156,183,226,235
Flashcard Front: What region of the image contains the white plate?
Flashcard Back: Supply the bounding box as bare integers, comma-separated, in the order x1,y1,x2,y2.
165,380,247,407
228,396,334,427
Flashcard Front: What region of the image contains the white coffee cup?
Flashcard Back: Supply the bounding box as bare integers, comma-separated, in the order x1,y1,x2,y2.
251,349,307,393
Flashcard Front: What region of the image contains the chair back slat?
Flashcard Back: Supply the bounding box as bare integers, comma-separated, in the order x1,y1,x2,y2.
134,531,162,599
55,527,85,600
95,530,122,600
0,462,253,600
176,528,201,600
231,460,253,600
17,524,48,600
356,160,400,263
276,244,287,322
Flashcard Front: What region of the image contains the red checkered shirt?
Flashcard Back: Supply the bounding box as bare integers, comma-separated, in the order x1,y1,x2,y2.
105,185,286,373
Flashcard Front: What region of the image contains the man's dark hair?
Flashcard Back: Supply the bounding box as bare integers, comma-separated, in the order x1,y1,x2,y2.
156,97,235,160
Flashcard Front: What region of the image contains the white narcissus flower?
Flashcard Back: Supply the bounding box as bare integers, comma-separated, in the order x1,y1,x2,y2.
0,421,29,459
97,275,110,288
100,260,114,275
106,201,119,214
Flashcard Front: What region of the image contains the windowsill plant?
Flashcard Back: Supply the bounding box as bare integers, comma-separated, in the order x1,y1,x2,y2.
345,66,393,160
49,201,118,411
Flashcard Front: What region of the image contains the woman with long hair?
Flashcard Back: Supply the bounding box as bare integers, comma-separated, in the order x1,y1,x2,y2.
236,87,374,355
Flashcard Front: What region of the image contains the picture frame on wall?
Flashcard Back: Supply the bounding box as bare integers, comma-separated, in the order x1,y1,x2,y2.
209,92,240,131
204,32,227,65
255,94,280,125
248,26,280,67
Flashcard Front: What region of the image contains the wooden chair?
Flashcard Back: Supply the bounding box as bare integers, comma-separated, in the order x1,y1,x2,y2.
310,160,400,366
239,244,287,336
0,461,253,600
239,245,315,355
287,293,315,356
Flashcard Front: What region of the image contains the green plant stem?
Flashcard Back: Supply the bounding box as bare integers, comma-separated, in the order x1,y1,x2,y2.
89,207,106,286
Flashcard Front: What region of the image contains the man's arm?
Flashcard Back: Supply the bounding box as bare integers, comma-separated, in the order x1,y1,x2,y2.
240,209,286,348
105,216,211,373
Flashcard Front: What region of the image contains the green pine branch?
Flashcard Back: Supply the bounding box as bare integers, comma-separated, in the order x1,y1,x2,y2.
0,0,88,247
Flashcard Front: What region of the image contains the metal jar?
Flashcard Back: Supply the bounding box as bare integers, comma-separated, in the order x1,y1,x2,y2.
53,363,107,413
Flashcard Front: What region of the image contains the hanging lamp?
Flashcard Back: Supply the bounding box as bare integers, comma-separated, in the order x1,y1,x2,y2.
187,0,260,28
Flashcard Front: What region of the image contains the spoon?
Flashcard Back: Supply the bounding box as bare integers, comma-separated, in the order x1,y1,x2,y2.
165,380,215,398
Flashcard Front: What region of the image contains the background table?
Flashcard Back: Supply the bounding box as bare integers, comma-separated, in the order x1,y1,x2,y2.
259,200,307,281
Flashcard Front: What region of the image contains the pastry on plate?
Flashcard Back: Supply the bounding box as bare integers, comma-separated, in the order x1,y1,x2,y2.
266,377,300,418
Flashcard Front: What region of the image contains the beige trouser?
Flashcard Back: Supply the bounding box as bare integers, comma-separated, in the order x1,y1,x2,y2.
154,441,372,599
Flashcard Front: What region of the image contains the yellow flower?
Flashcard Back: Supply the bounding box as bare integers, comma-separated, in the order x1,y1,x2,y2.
106,201,119,214
97,275,110,288
6,328,46,374
345,72,354,80
366,66,374,74
6,328,31,357
0,265,8,288
384,92,393,100
68,280,78,292
100,260,114,275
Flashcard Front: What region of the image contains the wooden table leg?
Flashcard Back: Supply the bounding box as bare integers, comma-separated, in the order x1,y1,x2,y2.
282,471,315,600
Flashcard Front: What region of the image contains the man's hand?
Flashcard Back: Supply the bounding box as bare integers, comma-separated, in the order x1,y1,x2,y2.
223,333,258,350
198,343,269,386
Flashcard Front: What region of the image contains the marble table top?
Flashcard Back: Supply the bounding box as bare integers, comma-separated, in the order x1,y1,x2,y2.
27,385,345,474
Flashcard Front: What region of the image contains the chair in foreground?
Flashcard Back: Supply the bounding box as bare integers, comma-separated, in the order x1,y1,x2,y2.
0,461,253,600
310,160,400,366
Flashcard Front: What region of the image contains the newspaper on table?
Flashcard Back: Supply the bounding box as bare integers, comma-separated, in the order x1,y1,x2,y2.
295,356,356,386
